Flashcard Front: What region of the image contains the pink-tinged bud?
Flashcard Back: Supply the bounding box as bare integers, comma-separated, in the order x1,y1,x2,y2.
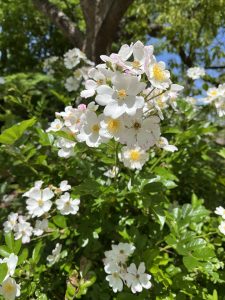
78,104,87,111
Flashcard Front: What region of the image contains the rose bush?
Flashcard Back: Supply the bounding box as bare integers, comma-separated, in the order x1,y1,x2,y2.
0,41,225,299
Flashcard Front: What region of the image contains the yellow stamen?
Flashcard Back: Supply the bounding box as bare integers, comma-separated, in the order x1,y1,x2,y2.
130,150,140,161
118,89,127,99
132,60,141,69
153,64,166,82
92,124,100,133
107,119,120,133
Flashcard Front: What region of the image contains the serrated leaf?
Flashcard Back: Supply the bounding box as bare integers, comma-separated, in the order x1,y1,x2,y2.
0,117,36,145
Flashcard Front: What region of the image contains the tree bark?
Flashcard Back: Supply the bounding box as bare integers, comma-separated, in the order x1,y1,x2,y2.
33,0,134,63
32,0,84,49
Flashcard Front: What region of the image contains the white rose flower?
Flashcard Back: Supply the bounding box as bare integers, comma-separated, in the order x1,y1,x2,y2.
77,111,108,147
105,262,124,293
156,137,178,152
26,188,54,217
0,277,20,300
56,192,80,215
65,76,80,92
119,146,149,170
146,58,171,90
187,67,205,80
33,219,48,236
215,206,225,219
96,73,146,118
99,115,124,140
46,119,64,132
3,213,18,233
55,137,76,158
47,243,62,265
64,48,86,69
120,111,160,149
22,180,44,197
125,262,152,294
14,219,33,244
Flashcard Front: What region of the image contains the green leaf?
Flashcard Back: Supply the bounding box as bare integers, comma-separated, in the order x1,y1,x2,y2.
5,232,14,251
0,117,36,145
18,248,29,265
0,246,11,257
53,215,67,228
183,256,199,271
0,263,8,284
142,182,165,193
14,238,22,255
32,242,43,263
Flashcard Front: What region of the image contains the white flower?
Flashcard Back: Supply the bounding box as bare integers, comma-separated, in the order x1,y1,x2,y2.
215,206,225,219
64,48,86,69
125,41,154,75
25,188,54,217
80,67,112,98
207,87,220,100
119,146,149,170
77,111,108,147
46,119,64,132
218,221,225,235
3,213,18,233
96,73,146,118
215,98,225,117
99,115,124,140
120,111,161,149
14,219,33,244
156,137,178,152
104,166,119,178
56,192,80,215
105,262,124,293
146,58,171,90
0,254,18,279
33,219,48,236
65,76,80,92
100,44,133,69
104,243,135,265
22,180,44,197
0,277,20,300
58,180,71,192
187,67,205,80
47,243,62,265
55,137,76,158
125,262,152,294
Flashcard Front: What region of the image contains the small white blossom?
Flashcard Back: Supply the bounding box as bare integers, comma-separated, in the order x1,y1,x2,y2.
58,180,71,192
146,58,171,90
3,213,18,233
119,146,149,170
56,192,80,215
22,180,44,197
47,243,62,265
105,262,124,293
0,277,20,300
14,219,33,244
125,262,152,294
215,206,225,219
65,76,80,92
187,67,205,80
46,119,64,132
33,219,48,236
55,137,76,158
104,166,119,178
64,48,86,69
25,188,54,217
156,137,178,152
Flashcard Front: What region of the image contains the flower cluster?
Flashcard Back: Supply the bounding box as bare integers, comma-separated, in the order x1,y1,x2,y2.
0,254,20,300
3,180,80,244
103,242,151,293
215,206,225,234
47,41,182,170
187,66,205,80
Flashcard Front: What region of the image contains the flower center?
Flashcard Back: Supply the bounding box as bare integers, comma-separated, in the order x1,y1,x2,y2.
210,91,218,96
118,89,127,99
91,124,100,133
133,121,141,130
112,272,119,279
38,199,44,206
3,282,14,293
132,60,141,69
130,150,141,161
55,123,61,129
107,119,120,133
153,64,165,82
97,79,104,85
